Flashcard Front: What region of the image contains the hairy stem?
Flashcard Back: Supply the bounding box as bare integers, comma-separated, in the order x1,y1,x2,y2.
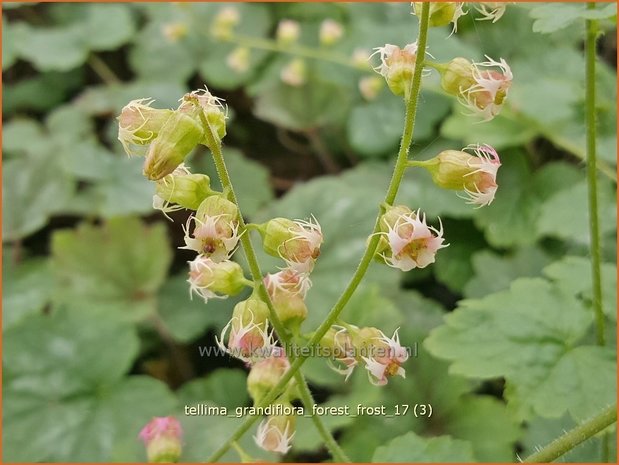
206,3,431,461
585,1,605,346
201,117,350,463
523,404,617,463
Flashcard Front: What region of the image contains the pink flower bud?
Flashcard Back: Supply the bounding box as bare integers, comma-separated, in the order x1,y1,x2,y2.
247,347,291,403
182,195,240,261
372,43,418,98
254,404,296,454
211,6,240,40
358,76,384,101
280,59,307,87
264,268,311,332
459,56,512,121
162,22,189,43
377,206,448,271
187,257,247,302
276,20,301,45
319,19,344,46
259,217,323,273
416,144,501,207
139,416,182,463
216,296,274,362
117,99,174,156
226,47,251,73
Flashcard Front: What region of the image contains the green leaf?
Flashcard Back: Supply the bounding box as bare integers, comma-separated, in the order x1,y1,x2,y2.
537,179,617,244
426,278,616,421
372,431,476,462
2,258,53,330
463,247,552,298
177,369,249,410
530,3,617,34
2,155,74,241
81,4,136,51
2,17,18,69
544,256,617,322
51,218,172,321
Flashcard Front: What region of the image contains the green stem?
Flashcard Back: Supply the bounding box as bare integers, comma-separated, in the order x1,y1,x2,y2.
585,1,605,346
523,404,617,463
206,3,432,461
201,114,350,463
88,54,121,85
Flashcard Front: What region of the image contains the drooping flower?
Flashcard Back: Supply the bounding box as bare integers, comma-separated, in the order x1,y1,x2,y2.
187,256,247,303
215,295,273,362
259,217,323,273
459,56,512,121
139,416,183,463
263,267,311,332
117,98,173,156
211,6,241,40
379,207,447,271
182,195,240,261
276,19,301,45
412,2,467,33
247,346,291,402
319,19,344,46
412,144,501,207
254,410,296,454
153,163,216,219
226,46,251,73
371,43,418,98
360,328,409,386
280,58,307,87
179,88,227,144
473,2,507,22
321,325,358,381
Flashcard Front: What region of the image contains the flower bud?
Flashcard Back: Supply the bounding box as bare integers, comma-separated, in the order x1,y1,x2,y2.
142,111,204,180
139,416,182,463
376,207,447,271
352,48,372,70
217,296,273,362
162,22,189,43
474,2,506,22
276,20,300,45
117,99,174,156
438,57,475,96
372,43,417,99
187,257,247,302
254,402,296,454
226,46,251,73
183,195,240,261
320,325,358,380
280,59,307,87
264,268,310,332
211,6,240,40
358,328,408,386
247,347,290,403
180,89,227,145
416,144,501,207
258,217,322,272
412,2,466,30
319,19,344,46
154,164,216,213
358,76,384,101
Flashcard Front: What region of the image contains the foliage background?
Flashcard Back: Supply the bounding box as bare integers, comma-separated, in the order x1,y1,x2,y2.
2,2,617,463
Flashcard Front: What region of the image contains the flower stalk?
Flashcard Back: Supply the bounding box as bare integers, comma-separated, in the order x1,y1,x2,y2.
206,3,432,461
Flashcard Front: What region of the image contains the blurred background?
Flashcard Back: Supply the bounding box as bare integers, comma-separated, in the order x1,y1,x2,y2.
2,2,617,463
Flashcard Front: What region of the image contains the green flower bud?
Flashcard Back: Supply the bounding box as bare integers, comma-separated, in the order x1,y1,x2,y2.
413,2,464,28
154,165,216,211
180,90,227,146
258,218,322,272
117,99,174,156
438,57,475,96
375,205,414,257
232,295,270,329
196,194,239,222
247,349,290,404
143,111,204,180
139,417,182,463
188,257,247,302
255,402,296,453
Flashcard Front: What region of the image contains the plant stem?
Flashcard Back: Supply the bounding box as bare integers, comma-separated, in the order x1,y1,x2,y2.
201,115,350,463
206,3,431,461
585,1,605,347
88,54,121,85
523,404,617,463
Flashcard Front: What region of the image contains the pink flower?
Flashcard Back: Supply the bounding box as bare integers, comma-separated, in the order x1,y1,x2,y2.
280,218,323,273
362,329,409,386
139,416,182,462
460,144,501,206
182,214,240,262
264,267,312,299
254,416,295,454
460,56,512,121
187,257,246,303
382,210,447,271
216,315,274,362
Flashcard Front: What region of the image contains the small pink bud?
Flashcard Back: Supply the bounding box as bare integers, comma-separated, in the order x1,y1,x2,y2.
254,403,296,454
226,47,251,73
187,257,247,302
280,59,307,87
264,268,311,332
139,416,182,463
247,347,291,403
377,206,448,271
352,48,372,70
276,20,301,45
358,76,384,101
259,217,323,273
211,6,240,40
319,19,344,46
162,22,189,43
